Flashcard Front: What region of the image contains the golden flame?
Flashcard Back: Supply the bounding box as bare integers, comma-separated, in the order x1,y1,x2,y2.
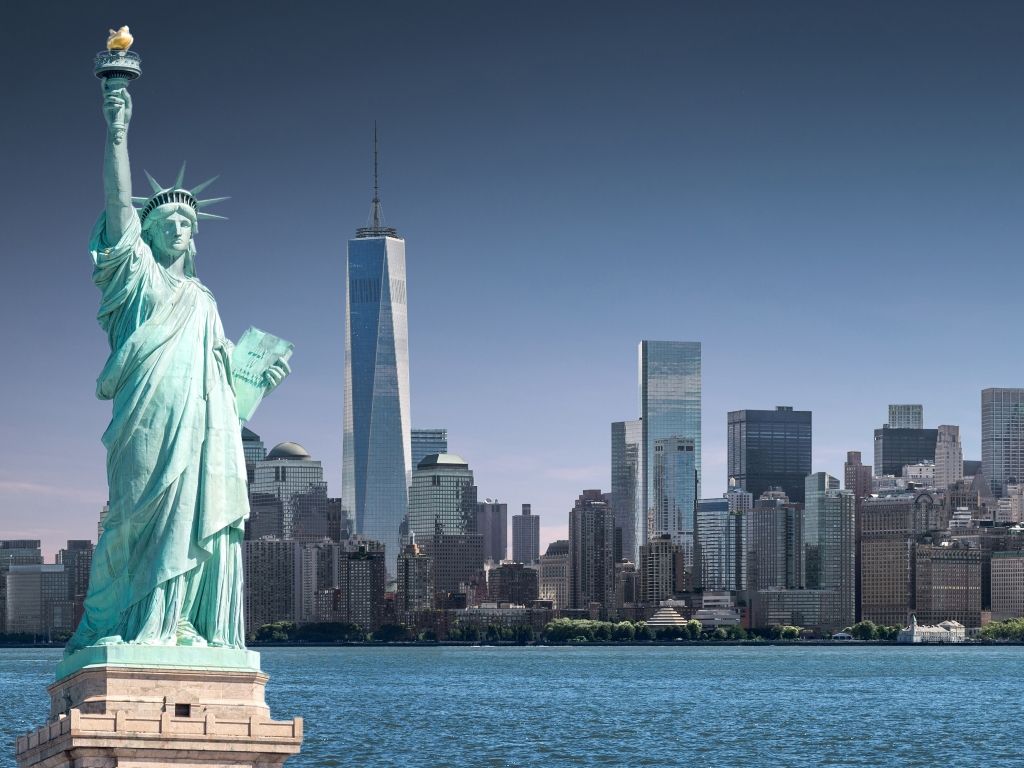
106,26,134,52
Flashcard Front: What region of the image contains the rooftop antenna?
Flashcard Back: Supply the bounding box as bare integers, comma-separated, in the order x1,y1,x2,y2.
357,121,398,238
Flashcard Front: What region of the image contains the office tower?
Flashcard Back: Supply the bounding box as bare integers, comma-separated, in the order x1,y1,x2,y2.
343,141,412,579
408,454,477,539
296,540,340,623
727,406,812,503
611,419,643,563
327,497,350,542
539,540,570,609
696,498,746,592
339,543,387,632
652,437,697,545
512,504,540,564
933,425,963,490
803,473,856,627
873,426,938,478
488,562,540,604
409,454,484,598
639,534,684,603
745,491,802,592
639,341,701,547
991,551,1024,621
568,490,615,612
614,560,642,619
396,539,434,613
249,442,329,541
982,388,1024,497
411,429,447,471
914,540,983,627
5,564,71,637
844,452,873,500
98,504,109,540
0,540,43,631
241,426,266,485
845,450,873,622
243,539,300,636
859,492,941,627
57,540,94,627
474,499,508,563
420,534,484,598
888,404,924,430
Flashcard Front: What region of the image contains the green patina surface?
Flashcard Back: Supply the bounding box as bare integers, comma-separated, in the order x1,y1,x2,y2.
64,37,292,672
56,645,262,681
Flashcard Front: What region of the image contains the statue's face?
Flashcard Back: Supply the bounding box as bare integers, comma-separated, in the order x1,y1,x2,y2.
149,211,194,259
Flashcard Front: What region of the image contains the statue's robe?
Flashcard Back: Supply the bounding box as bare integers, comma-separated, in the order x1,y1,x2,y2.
66,211,248,654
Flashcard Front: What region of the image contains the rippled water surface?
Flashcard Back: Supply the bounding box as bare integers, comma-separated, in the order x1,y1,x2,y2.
2,645,1021,767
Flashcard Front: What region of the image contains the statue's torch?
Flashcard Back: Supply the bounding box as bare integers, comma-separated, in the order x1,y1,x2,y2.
94,26,141,144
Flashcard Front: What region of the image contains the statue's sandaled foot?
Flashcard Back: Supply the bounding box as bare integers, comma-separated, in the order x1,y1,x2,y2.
176,620,208,647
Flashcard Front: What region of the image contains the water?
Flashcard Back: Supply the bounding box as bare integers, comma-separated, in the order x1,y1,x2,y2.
2,645,1021,767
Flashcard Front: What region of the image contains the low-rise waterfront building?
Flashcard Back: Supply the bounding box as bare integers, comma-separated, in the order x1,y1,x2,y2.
897,615,966,643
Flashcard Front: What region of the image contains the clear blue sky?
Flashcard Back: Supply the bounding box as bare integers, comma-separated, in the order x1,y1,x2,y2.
2,1,1023,558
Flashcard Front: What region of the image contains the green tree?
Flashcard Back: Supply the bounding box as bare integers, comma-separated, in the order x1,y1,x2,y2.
848,620,878,640
373,623,411,642
686,620,702,640
611,621,635,641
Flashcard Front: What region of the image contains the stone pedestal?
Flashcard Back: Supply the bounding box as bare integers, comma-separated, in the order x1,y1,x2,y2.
15,646,302,768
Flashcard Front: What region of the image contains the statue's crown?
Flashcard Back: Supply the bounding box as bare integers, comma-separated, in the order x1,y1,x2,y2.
133,163,228,226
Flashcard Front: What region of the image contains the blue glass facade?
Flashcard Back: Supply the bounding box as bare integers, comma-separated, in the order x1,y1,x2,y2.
639,341,701,548
611,419,643,563
343,234,411,577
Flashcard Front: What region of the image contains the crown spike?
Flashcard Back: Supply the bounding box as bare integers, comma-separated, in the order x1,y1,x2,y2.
197,212,228,221
144,170,163,194
190,175,219,195
131,196,149,205
197,196,230,208
173,162,187,190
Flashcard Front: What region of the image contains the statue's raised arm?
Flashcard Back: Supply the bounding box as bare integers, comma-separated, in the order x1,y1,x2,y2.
102,80,134,245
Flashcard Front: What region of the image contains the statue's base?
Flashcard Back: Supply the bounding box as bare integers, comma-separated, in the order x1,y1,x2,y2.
15,649,302,767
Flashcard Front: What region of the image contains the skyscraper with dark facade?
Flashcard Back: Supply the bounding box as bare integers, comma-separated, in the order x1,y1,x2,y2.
639,341,701,548
343,164,411,577
982,388,1024,497
512,504,540,564
873,426,938,478
474,500,508,564
727,406,812,504
488,562,540,604
568,490,615,612
745,491,802,592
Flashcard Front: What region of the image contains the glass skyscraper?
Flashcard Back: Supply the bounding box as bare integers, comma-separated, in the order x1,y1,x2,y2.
982,388,1024,497
411,428,448,471
727,406,812,503
343,203,411,577
611,419,643,563
639,341,701,547
407,454,477,540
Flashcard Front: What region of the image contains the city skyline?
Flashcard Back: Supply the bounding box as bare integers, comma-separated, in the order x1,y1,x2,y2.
3,3,1024,559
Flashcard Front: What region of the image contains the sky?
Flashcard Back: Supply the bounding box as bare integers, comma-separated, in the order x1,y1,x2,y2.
2,1,1023,559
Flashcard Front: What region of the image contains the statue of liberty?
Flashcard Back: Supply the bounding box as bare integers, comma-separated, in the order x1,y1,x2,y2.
65,66,291,655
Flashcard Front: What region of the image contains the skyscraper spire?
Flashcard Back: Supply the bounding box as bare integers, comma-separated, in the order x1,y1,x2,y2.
357,121,398,238
371,121,381,229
